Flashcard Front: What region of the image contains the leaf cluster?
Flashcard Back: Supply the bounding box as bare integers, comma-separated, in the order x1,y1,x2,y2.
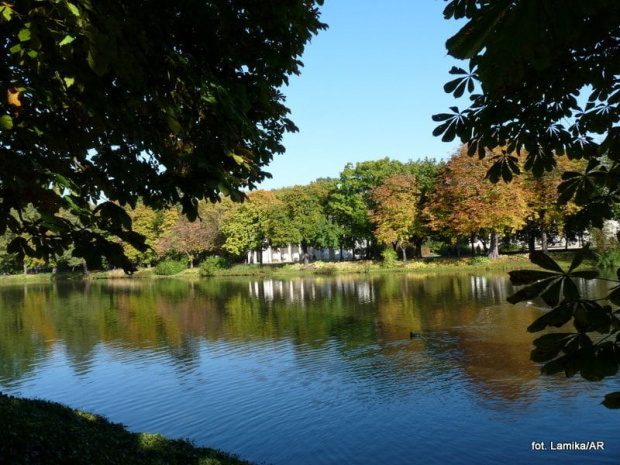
508,246,620,406
0,0,326,271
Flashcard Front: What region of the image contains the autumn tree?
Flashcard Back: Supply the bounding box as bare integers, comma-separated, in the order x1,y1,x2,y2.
370,174,418,262
156,201,229,268
0,1,325,271
427,146,530,258
522,157,586,252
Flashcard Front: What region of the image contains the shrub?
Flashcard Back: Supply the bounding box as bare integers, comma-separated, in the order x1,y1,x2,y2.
199,256,230,276
381,247,398,268
154,259,187,276
595,249,620,268
469,256,491,266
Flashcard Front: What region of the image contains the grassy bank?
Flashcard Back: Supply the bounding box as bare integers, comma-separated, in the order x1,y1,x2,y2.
0,393,253,465
0,250,596,284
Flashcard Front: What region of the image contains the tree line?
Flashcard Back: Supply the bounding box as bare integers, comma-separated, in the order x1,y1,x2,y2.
0,146,593,273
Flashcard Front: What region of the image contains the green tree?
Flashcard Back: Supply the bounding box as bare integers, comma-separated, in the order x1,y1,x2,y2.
436,0,620,405
124,202,178,267
276,180,342,257
329,158,409,257
0,1,326,271
221,190,300,262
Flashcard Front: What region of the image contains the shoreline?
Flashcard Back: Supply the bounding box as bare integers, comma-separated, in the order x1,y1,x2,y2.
0,252,588,285
0,393,253,464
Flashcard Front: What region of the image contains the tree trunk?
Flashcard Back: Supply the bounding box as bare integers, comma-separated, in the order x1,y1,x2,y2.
401,244,407,263
413,238,423,259
528,232,536,253
470,236,476,255
541,228,548,253
487,230,500,259
257,247,263,264
82,260,89,275
23,263,27,275
340,244,344,261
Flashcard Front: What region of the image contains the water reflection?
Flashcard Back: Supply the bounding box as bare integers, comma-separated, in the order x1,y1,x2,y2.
0,273,618,464
0,274,603,401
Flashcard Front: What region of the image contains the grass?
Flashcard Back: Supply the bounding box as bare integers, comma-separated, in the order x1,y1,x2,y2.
0,393,253,465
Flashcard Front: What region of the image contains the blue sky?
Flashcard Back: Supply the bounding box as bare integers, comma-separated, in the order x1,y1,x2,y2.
258,0,465,190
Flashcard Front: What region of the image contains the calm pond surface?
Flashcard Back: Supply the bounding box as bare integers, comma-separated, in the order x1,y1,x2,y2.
1,272,619,464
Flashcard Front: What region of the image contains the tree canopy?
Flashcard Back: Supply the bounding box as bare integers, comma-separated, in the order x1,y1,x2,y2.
0,0,325,271
435,0,620,225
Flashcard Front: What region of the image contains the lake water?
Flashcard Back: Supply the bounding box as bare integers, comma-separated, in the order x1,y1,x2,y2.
0,272,619,464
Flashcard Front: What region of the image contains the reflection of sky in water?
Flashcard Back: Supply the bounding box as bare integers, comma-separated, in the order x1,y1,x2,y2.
0,275,619,464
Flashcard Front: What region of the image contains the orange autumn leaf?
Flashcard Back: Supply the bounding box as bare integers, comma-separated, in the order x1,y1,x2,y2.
7,87,21,107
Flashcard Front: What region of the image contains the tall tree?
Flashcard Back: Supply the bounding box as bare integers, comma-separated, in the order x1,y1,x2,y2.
124,202,177,267
370,174,418,262
329,158,408,257
276,180,342,257
427,146,529,258
221,190,300,262
0,1,326,271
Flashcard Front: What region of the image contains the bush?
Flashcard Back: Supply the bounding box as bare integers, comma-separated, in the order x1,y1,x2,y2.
469,256,491,266
199,256,230,276
154,259,187,276
595,249,620,268
381,247,398,268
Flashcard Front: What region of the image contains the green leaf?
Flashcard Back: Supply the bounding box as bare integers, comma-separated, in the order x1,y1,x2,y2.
541,356,568,375
573,301,612,333
0,5,13,21
58,35,75,47
529,251,564,273
509,269,558,285
167,117,182,134
602,391,620,409
531,333,575,362
562,277,580,302
607,286,620,306
507,278,555,304
527,302,574,332
67,2,80,17
568,244,590,272
0,115,13,130
580,344,619,381
569,270,599,279
94,201,132,230
231,153,244,165
63,77,75,88
18,27,31,42
541,279,563,307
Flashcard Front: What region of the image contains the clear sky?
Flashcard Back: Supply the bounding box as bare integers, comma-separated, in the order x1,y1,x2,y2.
257,0,465,190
